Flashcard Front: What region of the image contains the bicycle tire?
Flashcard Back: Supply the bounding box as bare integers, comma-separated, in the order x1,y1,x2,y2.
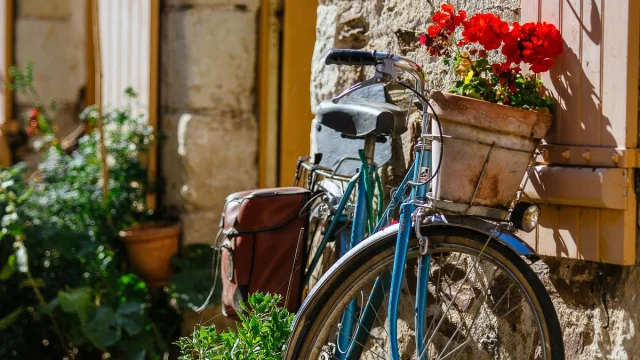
286,224,564,359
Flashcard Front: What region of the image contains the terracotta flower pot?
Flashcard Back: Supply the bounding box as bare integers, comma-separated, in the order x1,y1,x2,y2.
119,222,181,287
428,91,553,219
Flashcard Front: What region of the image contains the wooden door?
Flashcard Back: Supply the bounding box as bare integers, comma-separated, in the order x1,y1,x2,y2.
521,0,640,264
278,0,316,186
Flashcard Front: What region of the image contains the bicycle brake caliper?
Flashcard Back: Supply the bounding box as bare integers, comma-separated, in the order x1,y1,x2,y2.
414,207,429,255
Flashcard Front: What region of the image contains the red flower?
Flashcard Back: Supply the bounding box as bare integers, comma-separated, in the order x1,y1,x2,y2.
462,13,509,50
427,25,442,38
419,34,428,45
430,3,466,36
502,22,563,73
28,107,39,120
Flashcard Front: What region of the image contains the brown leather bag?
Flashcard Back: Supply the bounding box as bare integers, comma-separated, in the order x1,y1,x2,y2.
219,187,311,317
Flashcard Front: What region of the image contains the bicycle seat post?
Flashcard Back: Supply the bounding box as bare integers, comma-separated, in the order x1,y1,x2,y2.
363,134,376,166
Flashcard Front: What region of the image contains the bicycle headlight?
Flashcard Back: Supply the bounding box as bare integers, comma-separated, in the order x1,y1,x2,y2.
511,202,540,233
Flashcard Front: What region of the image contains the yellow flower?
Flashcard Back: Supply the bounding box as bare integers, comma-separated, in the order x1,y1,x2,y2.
464,70,474,84
456,58,473,78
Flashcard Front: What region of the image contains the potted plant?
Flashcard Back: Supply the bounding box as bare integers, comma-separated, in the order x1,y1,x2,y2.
14,70,181,286
418,4,562,215
80,89,181,287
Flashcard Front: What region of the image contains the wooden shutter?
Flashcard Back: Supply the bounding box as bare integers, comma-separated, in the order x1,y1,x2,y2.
96,0,160,209
521,0,640,264
0,0,12,167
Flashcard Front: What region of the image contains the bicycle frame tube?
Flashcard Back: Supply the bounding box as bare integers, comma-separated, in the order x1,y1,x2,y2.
338,162,375,359
388,202,414,359
344,164,416,358
350,164,370,249
303,172,359,287
414,144,430,359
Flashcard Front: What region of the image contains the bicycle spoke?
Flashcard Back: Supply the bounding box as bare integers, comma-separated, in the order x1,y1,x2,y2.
336,291,390,356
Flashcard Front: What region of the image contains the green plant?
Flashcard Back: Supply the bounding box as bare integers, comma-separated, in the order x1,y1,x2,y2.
175,293,294,360
0,63,180,359
169,244,222,311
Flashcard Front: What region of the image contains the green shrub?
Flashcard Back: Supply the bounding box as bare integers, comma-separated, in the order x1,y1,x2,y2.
175,293,293,360
0,63,182,359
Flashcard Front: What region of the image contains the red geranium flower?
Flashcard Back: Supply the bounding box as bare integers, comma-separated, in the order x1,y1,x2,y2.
427,25,442,38
429,3,467,37
28,107,39,120
502,22,563,73
462,13,509,50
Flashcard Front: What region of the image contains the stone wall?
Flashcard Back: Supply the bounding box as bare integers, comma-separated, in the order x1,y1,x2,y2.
13,0,87,161
159,0,259,331
160,0,259,246
310,0,640,358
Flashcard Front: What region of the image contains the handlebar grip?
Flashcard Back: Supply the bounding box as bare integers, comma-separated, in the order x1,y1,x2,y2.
325,49,378,66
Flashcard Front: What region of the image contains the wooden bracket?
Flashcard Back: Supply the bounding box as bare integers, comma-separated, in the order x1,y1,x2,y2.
537,144,640,168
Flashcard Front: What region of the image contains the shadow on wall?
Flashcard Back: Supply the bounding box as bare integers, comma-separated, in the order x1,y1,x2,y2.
528,0,618,261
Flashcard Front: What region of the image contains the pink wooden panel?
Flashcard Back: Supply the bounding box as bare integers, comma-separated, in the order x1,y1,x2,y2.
521,1,639,264
99,0,151,116
522,0,638,148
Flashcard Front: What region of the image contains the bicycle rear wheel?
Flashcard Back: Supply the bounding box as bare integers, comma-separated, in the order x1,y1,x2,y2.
286,225,564,360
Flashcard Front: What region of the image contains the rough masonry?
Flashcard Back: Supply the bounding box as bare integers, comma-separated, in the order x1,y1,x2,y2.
160,0,260,333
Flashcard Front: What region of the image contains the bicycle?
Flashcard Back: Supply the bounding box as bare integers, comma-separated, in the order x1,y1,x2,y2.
286,49,564,360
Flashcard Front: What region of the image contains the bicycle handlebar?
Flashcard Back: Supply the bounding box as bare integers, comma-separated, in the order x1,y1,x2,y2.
325,49,379,66
324,49,427,97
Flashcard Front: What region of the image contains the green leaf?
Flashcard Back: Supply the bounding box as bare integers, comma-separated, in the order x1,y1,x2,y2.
117,302,144,336
41,297,60,314
82,307,122,348
58,287,92,323
474,58,490,72
0,254,16,280
0,307,23,330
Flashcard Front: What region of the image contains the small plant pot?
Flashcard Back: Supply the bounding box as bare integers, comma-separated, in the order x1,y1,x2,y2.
428,91,553,219
119,222,181,287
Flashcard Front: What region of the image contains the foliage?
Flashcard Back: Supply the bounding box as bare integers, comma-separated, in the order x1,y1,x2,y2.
169,244,222,311
175,293,294,360
0,64,184,359
419,3,563,112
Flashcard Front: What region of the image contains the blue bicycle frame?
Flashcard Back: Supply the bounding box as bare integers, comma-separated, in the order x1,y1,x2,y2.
299,50,539,360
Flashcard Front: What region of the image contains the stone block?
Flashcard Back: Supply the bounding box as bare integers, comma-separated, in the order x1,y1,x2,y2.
18,0,73,20
180,210,222,245
165,0,259,9
161,112,258,213
161,7,257,112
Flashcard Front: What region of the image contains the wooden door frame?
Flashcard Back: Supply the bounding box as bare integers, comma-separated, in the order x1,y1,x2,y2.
258,0,317,187
0,0,13,167
86,0,160,209
258,0,282,188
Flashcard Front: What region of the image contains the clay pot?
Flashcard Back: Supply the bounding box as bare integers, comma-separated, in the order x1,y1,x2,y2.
428,91,553,219
119,222,181,287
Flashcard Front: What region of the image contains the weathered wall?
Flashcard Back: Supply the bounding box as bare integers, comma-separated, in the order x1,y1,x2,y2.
159,0,259,331
13,0,86,160
311,0,640,358
160,0,259,246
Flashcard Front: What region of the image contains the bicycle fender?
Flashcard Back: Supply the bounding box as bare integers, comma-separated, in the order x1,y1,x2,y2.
373,216,536,256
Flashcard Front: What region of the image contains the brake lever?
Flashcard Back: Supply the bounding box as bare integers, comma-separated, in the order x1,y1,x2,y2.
331,57,397,103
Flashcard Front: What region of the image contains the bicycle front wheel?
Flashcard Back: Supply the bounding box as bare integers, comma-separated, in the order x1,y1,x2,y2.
286,225,564,360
